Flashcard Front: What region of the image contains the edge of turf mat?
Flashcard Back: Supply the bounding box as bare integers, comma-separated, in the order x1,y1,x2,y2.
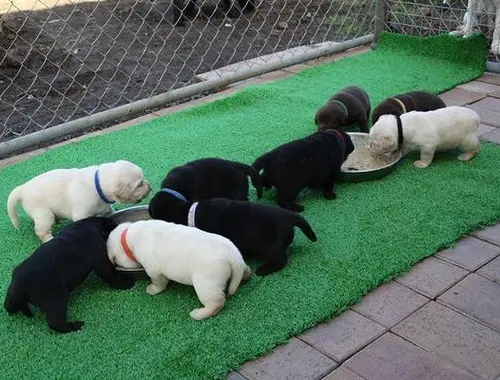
0,32,498,380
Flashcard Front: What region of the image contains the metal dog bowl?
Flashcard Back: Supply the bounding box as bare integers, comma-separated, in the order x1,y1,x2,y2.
340,132,402,183
109,205,151,280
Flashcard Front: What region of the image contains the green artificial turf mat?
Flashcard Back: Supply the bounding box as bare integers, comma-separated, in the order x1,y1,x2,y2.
0,32,497,380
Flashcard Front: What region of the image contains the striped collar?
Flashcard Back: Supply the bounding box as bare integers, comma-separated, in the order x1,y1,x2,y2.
187,202,199,227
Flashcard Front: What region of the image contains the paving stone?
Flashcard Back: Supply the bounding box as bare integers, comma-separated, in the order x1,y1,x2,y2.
473,223,500,246
321,365,365,380
345,333,476,380
457,80,500,94
482,128,500,144
227,372,248,380
478,123,496,137
478,256,500,283
299,310,386,362
470,97,500,112
351,282,428,328
477,72,500,86
438,273,500,331
490,90,500,99
439,88,486,105
466,104,500,127
238,337,337,380
437,236,500,271
392,302,500,380
395,257,468,298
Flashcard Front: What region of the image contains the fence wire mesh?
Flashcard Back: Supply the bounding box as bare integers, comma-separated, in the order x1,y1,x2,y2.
383,0,499,58
0,0,375,144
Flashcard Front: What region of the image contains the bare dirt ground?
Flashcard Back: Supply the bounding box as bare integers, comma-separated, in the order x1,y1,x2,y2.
0,0,374,142
0,0,497,145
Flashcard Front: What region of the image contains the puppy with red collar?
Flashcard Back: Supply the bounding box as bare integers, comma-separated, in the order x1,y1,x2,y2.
315,86,371,133
107,220,251,320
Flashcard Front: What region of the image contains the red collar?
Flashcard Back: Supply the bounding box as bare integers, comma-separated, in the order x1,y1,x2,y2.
120,228,136,262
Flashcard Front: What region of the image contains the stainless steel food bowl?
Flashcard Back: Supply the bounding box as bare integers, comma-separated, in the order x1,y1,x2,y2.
340,132,402,183
109,205,150,280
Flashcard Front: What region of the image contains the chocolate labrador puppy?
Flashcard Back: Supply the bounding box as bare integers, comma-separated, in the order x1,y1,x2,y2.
315,86,371,133
371,90,446,124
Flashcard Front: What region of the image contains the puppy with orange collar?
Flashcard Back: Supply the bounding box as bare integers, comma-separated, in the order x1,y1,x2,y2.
106,220,251,320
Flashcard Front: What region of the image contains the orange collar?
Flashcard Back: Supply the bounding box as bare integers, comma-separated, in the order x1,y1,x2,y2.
120,228,136,262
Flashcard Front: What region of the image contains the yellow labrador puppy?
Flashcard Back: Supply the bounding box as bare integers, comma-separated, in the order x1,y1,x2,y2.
107,220,252,320
368,106,480,168
7,160,151,242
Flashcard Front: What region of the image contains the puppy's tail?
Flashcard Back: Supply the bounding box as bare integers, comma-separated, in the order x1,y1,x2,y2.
292,213,318,242
227,258,251,296
234,162,263,199
7,185,23,229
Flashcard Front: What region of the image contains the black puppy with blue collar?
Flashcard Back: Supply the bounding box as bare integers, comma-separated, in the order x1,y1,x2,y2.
160,158,263,201
149,190,318,276
315,86,371,133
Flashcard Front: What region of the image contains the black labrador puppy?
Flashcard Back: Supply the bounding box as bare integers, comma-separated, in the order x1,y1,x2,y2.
315,86,371,133
173,0,256,26
4,217,134,334
252,129,354,212
149,192,317,276
161,158,263,201
371,90,446,124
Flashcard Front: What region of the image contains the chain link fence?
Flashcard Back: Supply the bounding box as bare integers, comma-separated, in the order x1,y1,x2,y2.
379,0,498,58
0,0,374,151
0,0,497,157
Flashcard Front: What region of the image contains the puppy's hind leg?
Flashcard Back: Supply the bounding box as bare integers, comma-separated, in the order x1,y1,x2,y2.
256,251,288,276
38,294,83,333
322,172,339,200
458,134,480,161
414,146,436,168
190,274,226,320
32,209,56,242
146,275,169,296
276,186,304,213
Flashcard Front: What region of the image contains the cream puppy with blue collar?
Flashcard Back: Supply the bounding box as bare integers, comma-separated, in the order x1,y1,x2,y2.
7,160,151,242
107,219,252,320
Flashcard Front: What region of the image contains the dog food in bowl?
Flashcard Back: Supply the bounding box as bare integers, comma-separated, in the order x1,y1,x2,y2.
109,205,150,280
340,132,402,182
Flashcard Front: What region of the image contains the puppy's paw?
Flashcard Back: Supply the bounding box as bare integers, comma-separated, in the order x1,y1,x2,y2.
189,307,220,320
323,192,337,200
256,265,277,276
40,234,54,243
114,277,135,290
146,283,165,296
69,321,84,332
413,160,430,169
458,151,477,161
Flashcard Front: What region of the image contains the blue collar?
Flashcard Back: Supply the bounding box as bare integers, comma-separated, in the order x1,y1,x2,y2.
94,169,115,204
160,188,187,202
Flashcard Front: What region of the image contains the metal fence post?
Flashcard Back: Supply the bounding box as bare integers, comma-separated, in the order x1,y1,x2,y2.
373,0,388,48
